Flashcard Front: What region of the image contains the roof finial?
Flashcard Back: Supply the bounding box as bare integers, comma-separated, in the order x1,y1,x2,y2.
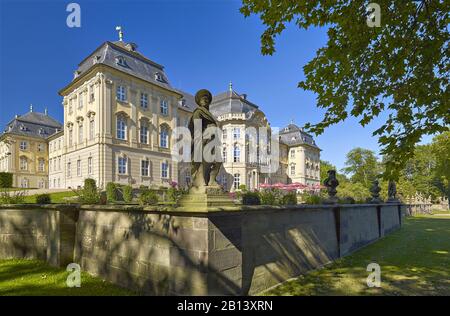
290,118,294,125
30,104,33,112
115,26,123,41
229,81,233,92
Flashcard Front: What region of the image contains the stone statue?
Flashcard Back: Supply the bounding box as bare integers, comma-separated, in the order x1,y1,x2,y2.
323,170,339,204
370,180,382,203
188,89,222,192
178,89,235,209
387,180,399,203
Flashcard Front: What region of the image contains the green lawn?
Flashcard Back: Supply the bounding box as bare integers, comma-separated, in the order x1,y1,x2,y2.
23,191,77,204
0,259,136,296
265,214,450,296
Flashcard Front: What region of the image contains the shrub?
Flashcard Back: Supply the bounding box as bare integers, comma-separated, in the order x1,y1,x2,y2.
77,179,100,204
167,187,182,202
122,185,133,203
301,193,323,205
281,192,298,205
0,172,13,188
260,189,277,205
338,196,356,204
106,182,118,203
139,188,159,206
0,189,25,204
242,191,261,205
35,194,51,204
239,184,247,191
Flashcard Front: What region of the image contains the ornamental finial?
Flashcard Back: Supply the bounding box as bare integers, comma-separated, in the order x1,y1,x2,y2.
115,26,123,41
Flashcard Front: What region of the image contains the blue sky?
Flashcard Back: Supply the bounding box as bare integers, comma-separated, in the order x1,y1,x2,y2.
0,0,422,169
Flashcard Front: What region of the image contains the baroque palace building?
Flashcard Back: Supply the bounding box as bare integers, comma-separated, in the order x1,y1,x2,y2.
2,34,320,191
0,107,62,188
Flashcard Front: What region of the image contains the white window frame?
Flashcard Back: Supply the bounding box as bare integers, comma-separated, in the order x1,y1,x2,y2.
233,145,240,163
118,157,127,175
160,127,169,148
160,99,168,115
233,128,240,140
140,93,148,109
89,119,95,140
88,157,93,175
141,159,149,177
20,141,27,151
116,85,127,102
233,173,240,190
117,116,127,140
161,162,169,179
140,124,148,144
77,160,82,177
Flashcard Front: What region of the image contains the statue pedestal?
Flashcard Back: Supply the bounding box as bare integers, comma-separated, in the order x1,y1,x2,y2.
178,186,235,210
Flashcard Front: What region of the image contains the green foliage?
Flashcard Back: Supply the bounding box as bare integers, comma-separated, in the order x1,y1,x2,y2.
239,184,247,191
240,1,449,178
0,172,13,188
122,185,133,203
281,192,298,205
139,188,159,206
259,189,278,205
167,187,182,203
106,182,118,203
242,191,261,205
76,179,100,204
35,194,51,204
337,181,371,203
342,148,381,188
0,189,25,204
300,193,323,205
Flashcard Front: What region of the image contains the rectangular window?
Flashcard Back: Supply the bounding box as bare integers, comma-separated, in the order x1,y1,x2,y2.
116,85,127,102
67,162,71,178
37,143,44,152
141,160,149,176
118,157,127,175
291,165,295,175
68,130,73,147
89,120,95,140
160,99,168,115
68,99,73,114
38,159,45,172
233,174,240,190
77,160,81,177
140,93,148,108
88,157,92,175
233,128,240,140
49,159,52,172
222,147,227,163
222,128,227,140
89,85,95,102
20,141,27,150
117,117,126,140
290,150,295,159
140,126,148,144
78,124,83,143
58,139,61,150
53,159,57,172
58,157,61,170
161,162,169,178
78,93,83,108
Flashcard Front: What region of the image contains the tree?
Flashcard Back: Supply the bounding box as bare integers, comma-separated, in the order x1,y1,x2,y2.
240,1,450,179
342,148,381,188
431,131,450,203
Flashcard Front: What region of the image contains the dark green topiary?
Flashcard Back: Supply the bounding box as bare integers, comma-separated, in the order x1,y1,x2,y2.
0,172,13,188
106,182,118,203
242,191,261,205
122,185,133,203
77,178,100,204
35,194,51,204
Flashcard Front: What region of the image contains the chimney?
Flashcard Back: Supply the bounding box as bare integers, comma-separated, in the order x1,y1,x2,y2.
30,104,33,112
44,107,48,115
241,94,247,100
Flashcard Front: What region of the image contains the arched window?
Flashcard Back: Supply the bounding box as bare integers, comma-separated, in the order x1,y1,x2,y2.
117,116,127,140
233,173,240,190
160,125,169,148
233,145,240,163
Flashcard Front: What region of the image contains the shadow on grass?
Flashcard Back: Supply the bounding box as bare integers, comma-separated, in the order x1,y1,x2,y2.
265,216,450,296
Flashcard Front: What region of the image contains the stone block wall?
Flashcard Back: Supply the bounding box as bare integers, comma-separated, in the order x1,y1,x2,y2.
0,203,402,295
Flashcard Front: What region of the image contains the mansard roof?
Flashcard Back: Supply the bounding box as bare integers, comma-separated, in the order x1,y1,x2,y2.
209,90,260,118
62,41,180,96
3,111,62,140
279,123,320,150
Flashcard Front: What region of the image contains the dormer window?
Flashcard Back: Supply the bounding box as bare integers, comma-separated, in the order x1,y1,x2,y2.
179,99,187,107
154,72,163,82
115,56,127,67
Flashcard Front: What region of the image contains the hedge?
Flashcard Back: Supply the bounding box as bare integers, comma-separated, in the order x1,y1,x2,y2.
0,172,13,188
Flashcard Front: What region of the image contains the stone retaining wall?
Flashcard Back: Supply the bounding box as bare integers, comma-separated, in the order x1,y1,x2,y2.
0,203,404,295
